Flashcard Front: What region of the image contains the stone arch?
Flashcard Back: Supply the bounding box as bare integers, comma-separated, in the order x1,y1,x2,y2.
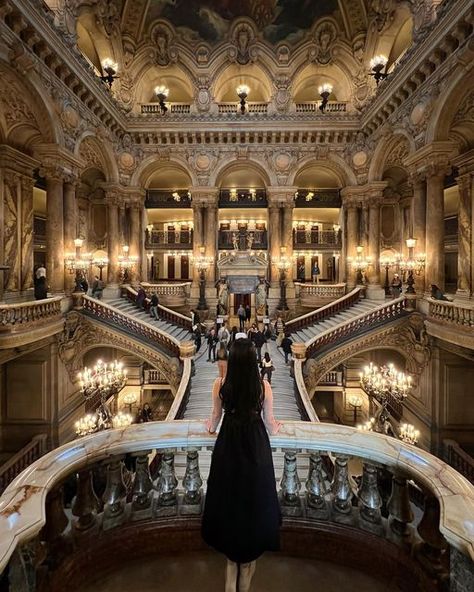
131,156,196,188
0,60,61,150
212,157,274,188
368,131,415,181
289,155,357,187
292,61,353,104
212,63,273,103
75,132,119,182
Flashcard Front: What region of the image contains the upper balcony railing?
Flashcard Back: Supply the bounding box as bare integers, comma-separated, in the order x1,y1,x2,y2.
0,296,63,345
218,229,267,250
427,298,474,328
293,229,342,249
0,420,472,588
218,102,269,115
295,101,348,113
141,103,191,115
145,190,192,209
294,189,341,208
145,230,193,249
219,188,267,208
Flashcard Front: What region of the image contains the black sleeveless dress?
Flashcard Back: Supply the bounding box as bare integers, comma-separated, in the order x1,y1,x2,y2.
201,403,281,563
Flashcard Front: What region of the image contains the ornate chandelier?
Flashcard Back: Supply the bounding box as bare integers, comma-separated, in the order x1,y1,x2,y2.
359,362,412,433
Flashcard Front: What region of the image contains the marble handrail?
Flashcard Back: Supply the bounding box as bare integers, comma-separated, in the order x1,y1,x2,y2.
0,434,48,495
165,357,193,421
124,285,192,330
285,287,361,332
0,420,473,573
293,359,319,422
427,298,474,327
0,296,62,329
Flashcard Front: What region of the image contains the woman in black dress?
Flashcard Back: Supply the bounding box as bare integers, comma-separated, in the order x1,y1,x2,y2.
202,338,281,591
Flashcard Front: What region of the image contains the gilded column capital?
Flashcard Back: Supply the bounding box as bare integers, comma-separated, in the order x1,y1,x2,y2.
404,141,457,179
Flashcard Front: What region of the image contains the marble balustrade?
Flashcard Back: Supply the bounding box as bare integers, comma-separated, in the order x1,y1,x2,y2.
0,420,472,587
427,298,474,328
0,296,62,330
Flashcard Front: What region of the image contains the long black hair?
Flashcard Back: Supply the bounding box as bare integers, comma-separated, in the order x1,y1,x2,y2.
220,338,263,415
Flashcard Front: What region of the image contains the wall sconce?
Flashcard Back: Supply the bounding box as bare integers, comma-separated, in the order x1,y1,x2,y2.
118,245,138,283
369,55,388,85
92,255,109,281
236,84,250,114
100,58,119,88
318,83,333,113
154,85,169,114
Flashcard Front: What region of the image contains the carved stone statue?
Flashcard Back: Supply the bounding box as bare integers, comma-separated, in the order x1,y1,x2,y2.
255,278,268,316
217,279,229,315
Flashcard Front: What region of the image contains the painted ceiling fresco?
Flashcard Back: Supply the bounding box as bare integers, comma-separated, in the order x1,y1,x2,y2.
146,0,340,45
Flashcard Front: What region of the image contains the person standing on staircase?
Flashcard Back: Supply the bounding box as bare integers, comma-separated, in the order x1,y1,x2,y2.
253,328,266,363
260,352,274,384
207,327,218,362
202,338,281,592
149,293,160,320
237,304,246,331
281,333,293,364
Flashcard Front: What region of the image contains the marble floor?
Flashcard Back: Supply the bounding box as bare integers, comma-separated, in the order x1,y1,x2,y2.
79,550,402,592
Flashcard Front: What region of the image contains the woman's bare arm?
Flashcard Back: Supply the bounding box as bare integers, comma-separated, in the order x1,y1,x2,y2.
207,378,223,433
263,381,281,435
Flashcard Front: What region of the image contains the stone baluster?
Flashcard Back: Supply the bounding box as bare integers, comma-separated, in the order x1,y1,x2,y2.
72,469,100,531
280,450,302,516
155,451,178,516
42,487,69,565
358,463,382,530
331,454,353,519
416,495,448,577
387,475,414,538
131,452,154,519
102,458,127,527
305,453,329,519
182,450,203,514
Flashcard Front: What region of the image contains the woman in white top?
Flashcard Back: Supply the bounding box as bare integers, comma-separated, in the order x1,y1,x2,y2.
260,352,274,384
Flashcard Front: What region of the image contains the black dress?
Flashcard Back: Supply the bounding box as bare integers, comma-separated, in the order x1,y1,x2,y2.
201,401,281,563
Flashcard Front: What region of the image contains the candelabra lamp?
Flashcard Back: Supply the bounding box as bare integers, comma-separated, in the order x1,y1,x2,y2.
318,83,333,113
155,85,169,115
399,238,426,294
93,255,109,281
77,359,128,433
237,84,250,114
348,394,363,425
276,247,292,311
100,58,119,88
379,253,401,296
348,246,372,285
369,55,388,85
65,238,93,292
193,246,214,310
360,362,412,434
399,423,420,446
122,392,138,414
118,245,138,283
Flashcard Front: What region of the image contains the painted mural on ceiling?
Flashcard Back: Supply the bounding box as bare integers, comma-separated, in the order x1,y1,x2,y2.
146,0,340,45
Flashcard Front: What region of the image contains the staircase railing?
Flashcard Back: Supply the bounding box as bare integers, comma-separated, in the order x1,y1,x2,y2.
0,434,48,495
443,439,474,485
286,287,362,333
82,295,181,357
122,286,192,331
305,296,409,358
0,421,472,583
427,297,474,327
0,296,62,331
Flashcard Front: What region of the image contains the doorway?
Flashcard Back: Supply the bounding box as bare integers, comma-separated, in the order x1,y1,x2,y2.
167,256,175,279
180,255,189,279
234,293,251,315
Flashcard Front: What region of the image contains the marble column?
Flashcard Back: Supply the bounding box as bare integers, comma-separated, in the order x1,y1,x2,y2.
456,173,473,298
345,204,359,287
191,203,204,287
411,176,427,293
204,204,218,284
129,204,141,283
282,203,294,283
425,172,445,291
46,174,65,293
368,201,381,286
2,171,21,292
360,203,369,250
107,197,120,286
63,179,78,252
20,175,34,291
268,205,281,285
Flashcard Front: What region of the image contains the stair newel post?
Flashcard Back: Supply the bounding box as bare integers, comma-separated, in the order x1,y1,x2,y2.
131,451,153,519
155,450,178,516
305,452,329,519
41,487,70,566
416,495,448,577
182,449,203,514
102,457,127,528
331,454,353,519
280,449,302,516
387,474,414,538
358,463,383,531
72,469,100,531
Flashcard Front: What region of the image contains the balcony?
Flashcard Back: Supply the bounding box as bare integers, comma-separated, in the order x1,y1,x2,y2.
0,420,472,592
295,101,348,114
218,102,269,115
293,229,342,250
140,102,191,115
219,188,267,208
145,190,192,209
218,229,267,250
145,229,193,249
294,189,341,208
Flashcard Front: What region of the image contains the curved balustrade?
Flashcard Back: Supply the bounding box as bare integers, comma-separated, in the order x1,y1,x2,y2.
123,286,192,331
82,295,181,357
0,421,473,585
286,287,362,333
0,434,48,495
427,298,474,327
305,296,409,358
0,296,62,330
